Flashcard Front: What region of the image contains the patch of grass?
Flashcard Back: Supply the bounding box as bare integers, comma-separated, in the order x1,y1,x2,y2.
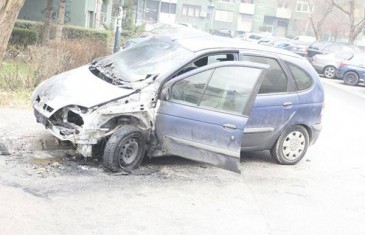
0,60,33,90
1,60,31,75
0,89,32,109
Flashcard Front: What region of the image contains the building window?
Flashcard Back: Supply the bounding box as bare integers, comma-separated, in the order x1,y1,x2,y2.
88,11,94,28
240,14,252,22
296,1,310,13
278,0,289,8
241,0,254,3
215,10,234,22
161,2,177,14
182,4,201,17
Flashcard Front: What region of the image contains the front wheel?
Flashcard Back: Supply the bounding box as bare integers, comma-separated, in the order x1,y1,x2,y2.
323,66,336,79
343,71,359,86
103,125,146,172
270,125,309,165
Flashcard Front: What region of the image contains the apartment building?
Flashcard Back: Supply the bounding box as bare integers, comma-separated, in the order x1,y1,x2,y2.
136,0,313,37
18,0,113,29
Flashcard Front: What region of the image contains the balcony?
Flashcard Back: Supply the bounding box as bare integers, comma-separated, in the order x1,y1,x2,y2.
239,3,255,15
276,8,292,19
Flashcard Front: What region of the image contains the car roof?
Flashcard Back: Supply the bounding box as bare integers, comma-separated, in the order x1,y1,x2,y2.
176,36,301,58
148,26,302,59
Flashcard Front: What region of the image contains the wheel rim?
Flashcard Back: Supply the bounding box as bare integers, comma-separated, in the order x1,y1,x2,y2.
282,131,306,161
345,72,358,85
324,67,335,78
119,137,140,165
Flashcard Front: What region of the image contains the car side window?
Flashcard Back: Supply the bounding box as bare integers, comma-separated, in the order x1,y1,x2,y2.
200,66,261,114
207,54,235,64
171,70,212,105
175,53,235,76
286,63,313,91
171,66,262,114
324,44,339,53
240,55,287,94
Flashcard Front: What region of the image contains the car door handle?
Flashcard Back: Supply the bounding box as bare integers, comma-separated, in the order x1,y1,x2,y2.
223,124,237,130
283,102,293,108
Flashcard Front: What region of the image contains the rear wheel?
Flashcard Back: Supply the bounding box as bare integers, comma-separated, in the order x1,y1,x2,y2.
323,66,336,79
270,125,309,165
343,71,359,86
103,125,146,172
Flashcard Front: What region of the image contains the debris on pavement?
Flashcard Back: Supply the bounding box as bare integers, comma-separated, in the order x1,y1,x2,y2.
0,143,10,155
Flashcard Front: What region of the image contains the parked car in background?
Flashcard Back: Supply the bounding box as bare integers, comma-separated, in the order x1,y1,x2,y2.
212,29,234,38
292,36,316,44
257,36,291,48
284,42,311,57
240,33,268,43
124,23,201,48
307,41,360,59
32,26,324,173
336,53,365,86
311,52,354,78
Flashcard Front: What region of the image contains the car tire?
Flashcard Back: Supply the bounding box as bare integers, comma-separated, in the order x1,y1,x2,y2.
270,125,309,165
103,125,146,172
323,66,336,79
343,71,359,86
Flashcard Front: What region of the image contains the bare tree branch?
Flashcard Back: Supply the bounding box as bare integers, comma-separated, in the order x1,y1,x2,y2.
307,0,334,40
332,0,365,44
331,0,351,16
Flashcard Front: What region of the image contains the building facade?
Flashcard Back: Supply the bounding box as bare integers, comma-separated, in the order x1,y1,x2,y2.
135,0,315,37
18,0,113,29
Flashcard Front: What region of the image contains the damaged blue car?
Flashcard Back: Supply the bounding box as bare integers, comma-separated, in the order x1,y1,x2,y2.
32,29,324,173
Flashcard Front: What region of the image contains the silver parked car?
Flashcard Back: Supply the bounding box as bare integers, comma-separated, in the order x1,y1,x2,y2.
311,52,354,78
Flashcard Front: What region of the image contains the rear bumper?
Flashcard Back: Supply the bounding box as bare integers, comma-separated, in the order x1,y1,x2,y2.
310,123,323,145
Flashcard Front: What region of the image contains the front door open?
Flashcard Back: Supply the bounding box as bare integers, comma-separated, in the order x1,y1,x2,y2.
155,62,267,173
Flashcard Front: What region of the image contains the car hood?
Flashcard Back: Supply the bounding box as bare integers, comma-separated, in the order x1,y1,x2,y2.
33,65,135,115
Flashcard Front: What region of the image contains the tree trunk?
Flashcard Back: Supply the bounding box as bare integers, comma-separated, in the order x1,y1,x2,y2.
55,0,66,41
95,0,103,29
42,0,54,45
0,0,25,67
332,0,365,45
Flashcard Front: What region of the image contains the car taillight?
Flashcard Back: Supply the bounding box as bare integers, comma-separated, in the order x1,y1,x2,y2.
338,61,347,68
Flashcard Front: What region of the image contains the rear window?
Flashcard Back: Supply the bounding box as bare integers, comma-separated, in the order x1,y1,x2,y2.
286,63,313,91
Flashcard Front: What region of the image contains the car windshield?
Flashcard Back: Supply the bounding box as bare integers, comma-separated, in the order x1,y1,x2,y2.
92,37,194,88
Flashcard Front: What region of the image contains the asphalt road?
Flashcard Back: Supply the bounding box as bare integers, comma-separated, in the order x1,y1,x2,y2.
0,77,364,235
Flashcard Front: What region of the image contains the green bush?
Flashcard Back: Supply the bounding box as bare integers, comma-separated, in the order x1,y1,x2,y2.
62,26,111,45
9,27,38,47
10,20,111,47
14,20,40,29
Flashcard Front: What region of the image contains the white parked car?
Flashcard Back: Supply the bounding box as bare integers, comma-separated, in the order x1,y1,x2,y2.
311,52,354,78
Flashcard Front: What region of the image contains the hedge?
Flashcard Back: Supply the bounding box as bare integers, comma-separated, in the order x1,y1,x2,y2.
62,26,111,45
9,27,38,47
14,20,42,30
10,20,111,46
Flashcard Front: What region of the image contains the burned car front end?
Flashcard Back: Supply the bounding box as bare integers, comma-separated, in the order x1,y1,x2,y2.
32,37,194,157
